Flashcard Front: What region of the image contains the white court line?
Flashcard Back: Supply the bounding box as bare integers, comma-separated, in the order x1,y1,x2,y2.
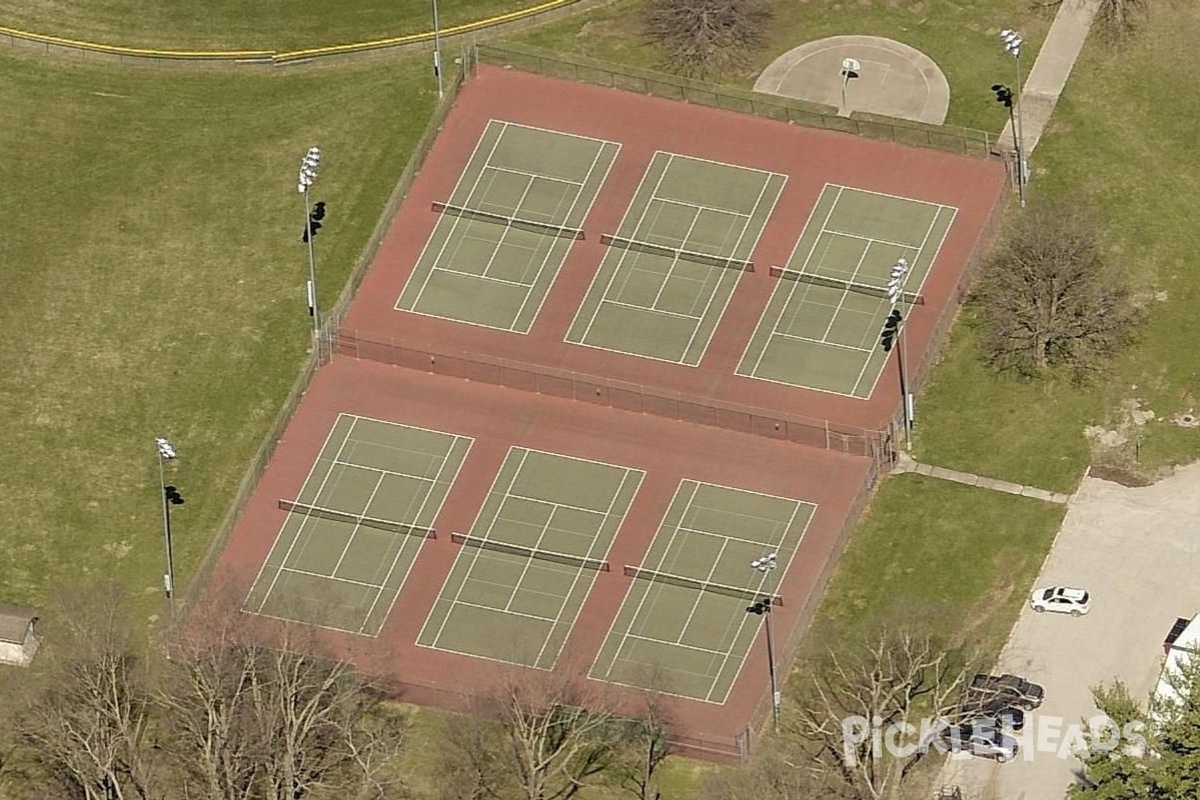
500,496,560,613
277,565,386,590
244,414,347,609
846,202,945,396
817,238,873,341
676,172,781,362
329,471,386,577
364,433,473,634
476,172,538,286
773,330,873,353
499,493,611,518
858,204,958,399
674,537,732,644
255,418,360,612
454,598,558,623
705,500,811,703
624,632,730,658
512,140,618,330
743,185,844,378
406,121,511,311
423,446,530,648
823,229,923,250
433,264,531,288
486,164,585,187
653,196,753,218
533,467,641,668
595,480,699,681
571,152,676,344
601,298,699,321
648,205,704,310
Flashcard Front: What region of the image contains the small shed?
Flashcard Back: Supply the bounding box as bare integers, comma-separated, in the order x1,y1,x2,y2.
0,603,41,667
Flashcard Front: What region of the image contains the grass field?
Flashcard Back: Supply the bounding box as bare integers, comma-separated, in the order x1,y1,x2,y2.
0,0,524,50
915,4,1200,490
514,0,1047,130
3,0,1200,794
0,49,436,616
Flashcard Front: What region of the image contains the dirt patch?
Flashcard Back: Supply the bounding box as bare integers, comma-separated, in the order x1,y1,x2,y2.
1087,464,1153,487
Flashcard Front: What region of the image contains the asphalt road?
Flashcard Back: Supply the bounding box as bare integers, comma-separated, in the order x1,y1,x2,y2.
938,462,1200,800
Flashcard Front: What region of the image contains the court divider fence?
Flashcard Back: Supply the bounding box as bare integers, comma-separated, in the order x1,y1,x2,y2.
181,42,1010,761
473,43,999,159
329,331,891,464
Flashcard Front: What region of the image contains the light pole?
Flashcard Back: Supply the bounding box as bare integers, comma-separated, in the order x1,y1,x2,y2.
885,259,913,450
298,146,322,356
1000,29,1027,206
990,84,1025,208
747,554,781,733
432,0,444,99
155,437,184,615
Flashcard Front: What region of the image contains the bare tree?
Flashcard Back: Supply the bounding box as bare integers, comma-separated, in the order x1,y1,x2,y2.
443,668,627,800
642,0,772,78
699,740,855,800
158,588,406,800
16,585,158,800
611,688,672,800
1038,0,1152,45
973,200,1140,381
790,631,977,800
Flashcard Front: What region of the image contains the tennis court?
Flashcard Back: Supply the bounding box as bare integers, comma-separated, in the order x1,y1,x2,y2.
590,480,814,702
417,447,643,669
737,185,957,396
565,153,786,365
396,120,620,332
243,414,472,635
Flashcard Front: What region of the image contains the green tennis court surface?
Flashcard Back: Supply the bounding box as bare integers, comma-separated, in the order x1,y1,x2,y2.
397,120,620,332
417,448,643,669
590,481,814,702
738,185,957,396
244,415,472,635
566,152,786,365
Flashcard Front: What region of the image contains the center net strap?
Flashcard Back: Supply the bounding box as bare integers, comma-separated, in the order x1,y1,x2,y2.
279,499,436,539
622,565,782,605
451,532,610,572
770,266,925,305
601,233,755,272
432,201,585,241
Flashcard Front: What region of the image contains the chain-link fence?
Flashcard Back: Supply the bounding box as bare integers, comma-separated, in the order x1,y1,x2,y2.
474,43,997,159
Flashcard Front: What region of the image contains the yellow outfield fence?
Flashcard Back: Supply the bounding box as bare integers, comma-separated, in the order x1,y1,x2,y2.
0,0,582,66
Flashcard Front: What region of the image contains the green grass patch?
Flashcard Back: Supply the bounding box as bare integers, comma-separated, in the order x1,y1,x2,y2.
915,4,1200,487
2,0,526,50
513,0,1047,130
0,50,436,619
795,475,1064,667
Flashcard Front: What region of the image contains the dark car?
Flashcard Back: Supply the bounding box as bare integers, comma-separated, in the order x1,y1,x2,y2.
964,673,1044,715
924,720,1020,762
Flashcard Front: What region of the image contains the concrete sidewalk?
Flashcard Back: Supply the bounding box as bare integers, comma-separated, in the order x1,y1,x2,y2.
999,0,1101,157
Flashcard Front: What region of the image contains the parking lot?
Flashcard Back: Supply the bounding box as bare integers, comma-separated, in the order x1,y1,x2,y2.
940,462,1200,800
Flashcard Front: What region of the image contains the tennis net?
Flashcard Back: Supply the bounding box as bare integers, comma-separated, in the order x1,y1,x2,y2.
600,233,755,272
770,266,925,305
432,201,585,241
451,532,610,572
278,499,436,540
622,565,782,605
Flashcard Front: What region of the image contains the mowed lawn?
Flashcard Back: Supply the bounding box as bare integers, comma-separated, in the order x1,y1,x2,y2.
915,4,1200,491
513,0,1045,130
0,50,436,616
1,0,524,50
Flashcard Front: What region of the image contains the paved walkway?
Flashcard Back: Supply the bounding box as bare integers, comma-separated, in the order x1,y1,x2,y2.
892,453,1071,504
1000,0,1101,156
